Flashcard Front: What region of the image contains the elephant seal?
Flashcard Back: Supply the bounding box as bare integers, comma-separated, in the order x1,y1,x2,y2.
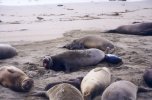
63,36,115,53
0,44,17,59
31,83,84,100
0,66,34,92
45,77,83,90
104,22,152,36
81,67,111,100
43,48,105,72
143,68,152,88
102,80,152,100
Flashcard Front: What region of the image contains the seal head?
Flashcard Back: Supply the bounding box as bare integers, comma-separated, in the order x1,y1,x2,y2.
43,56,53,69
21,78,34,92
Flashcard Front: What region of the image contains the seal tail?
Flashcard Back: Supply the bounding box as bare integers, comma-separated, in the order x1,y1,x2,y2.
138,86,152,93
29,91,47,97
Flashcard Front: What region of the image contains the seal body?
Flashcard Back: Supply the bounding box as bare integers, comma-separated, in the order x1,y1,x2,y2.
45,77,83,90
63,36,115,53
102,80,138,100
81,67,111,100
0,44,17,59
0,66,34,92
43,48,105,72
143,68,152,88
46,83,84,100
105,22,152,36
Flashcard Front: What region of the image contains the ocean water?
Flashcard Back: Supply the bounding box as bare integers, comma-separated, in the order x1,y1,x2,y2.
0,0,145,6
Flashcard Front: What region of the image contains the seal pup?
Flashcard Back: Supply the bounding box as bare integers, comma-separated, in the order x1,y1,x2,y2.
63,36,115,53
0,44,17,59
143,68,152,88
81,67,111,100
31,83,84,100
43,48,105,72
102,80,152,100
45,76,83,90
0,66,34,92
104,22,152,36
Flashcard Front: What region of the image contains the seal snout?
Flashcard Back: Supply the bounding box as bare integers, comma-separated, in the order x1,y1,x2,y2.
22,78,34,92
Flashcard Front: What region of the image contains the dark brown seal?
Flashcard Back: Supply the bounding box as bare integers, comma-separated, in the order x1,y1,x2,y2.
43,48,105,72
102,80,152,100
143,68,152,88
0,44,17,59
0,66,34,92
63,36,115,53
81,67,111,100
45,77,83,91
31,83,84,100
104,22,152,36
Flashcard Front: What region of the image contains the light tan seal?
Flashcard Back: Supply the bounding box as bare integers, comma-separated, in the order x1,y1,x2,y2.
63,36,115,53
0,44,17,59
31,83,84,100
102,80,152,100
0,66,34,92
81,67,111,100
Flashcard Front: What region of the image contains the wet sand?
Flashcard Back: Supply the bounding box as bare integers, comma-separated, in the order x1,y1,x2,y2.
0,1,152,100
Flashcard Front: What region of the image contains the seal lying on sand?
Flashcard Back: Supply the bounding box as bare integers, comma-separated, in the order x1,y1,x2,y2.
63,36,115,53
43,48,105,72
102,80,152,100
43,48,122,72
31,83,84,100
0,44,17,59
45,77,83,90
104,22,152,36
143,68,152,88
0,66,34,92
81,67,111,100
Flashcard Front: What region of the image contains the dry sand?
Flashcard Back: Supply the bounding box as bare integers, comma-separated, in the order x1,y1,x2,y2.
0,1,152,100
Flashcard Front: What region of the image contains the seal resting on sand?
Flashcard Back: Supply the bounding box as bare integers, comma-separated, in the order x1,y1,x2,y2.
45,77,83,90
0,44,17,59
0,66,34,92
104,22,152,36
43,48,105,72
31,83,84,100
143,68,152,88
102,80,152,100
63,36,115,53
81,67,111,100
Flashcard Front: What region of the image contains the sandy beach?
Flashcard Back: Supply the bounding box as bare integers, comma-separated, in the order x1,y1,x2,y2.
0,0,152,100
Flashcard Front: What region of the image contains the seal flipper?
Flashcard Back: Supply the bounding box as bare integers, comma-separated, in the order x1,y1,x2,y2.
138,86,152,93
139,29,152,36
103,29,117,33
30,91,47,98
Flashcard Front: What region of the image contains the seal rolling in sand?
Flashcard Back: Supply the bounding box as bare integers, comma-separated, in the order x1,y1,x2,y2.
30,83,84,100
43,48,105,72
104,22,152,36
0,66,34,92
63,36,115,53
81,67,111,100
0,44,17,59
102,80,152,100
